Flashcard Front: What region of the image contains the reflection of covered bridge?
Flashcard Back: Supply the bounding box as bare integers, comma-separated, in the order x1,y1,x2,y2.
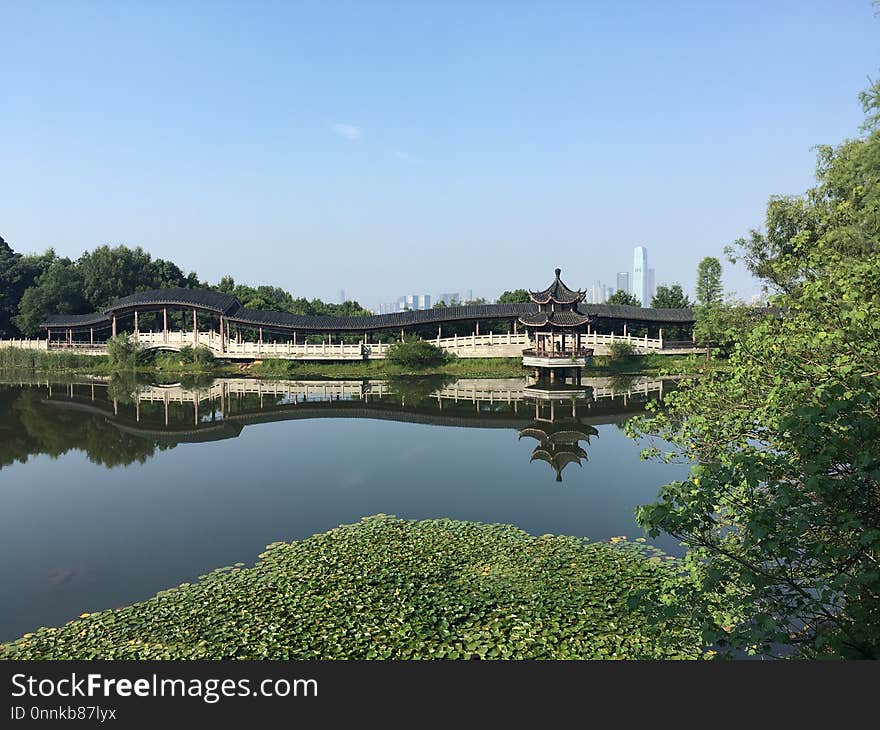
29,286,698,359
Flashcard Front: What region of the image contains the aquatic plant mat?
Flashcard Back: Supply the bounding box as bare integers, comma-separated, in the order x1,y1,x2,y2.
1,516,701,659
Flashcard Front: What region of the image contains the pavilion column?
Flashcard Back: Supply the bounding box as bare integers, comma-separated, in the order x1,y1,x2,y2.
476,321,480,335
134,310,139,341
90,328,94,345
623,322,627,337
112,315,117,338
68,328,72,345
193,309,198,345
259,328,263,346
293,331,297,345
163,308,168,343
219,316,225,353
47,328,51,343
659,327,664,348
514,320,518,334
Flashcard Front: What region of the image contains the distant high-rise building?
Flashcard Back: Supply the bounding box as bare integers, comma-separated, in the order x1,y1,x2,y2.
616,271,629,295
339,289,346,304
588,281,608,304
396,294,431,311
633,246,648,306
647,269,655,304
437,292,461,306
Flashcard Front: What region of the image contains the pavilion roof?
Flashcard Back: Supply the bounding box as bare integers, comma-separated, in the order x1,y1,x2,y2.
517,310,592,328
518,422,599,444
528,268,585,305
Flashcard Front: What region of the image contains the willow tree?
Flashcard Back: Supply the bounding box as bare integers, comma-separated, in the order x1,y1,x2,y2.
629,80,880,658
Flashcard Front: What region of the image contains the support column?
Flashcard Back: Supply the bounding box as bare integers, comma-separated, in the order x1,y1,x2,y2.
163,308,168,343
134,310,139,341
476,321,480,335
47,328,51,344
219,316,225,353
623,322,627,337
193,309,198,346
90,328,94,345
659,328,664,348
513,320,518,335
112,315,117,338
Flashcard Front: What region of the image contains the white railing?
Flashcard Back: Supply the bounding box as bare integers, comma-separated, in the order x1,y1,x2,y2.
4,329,696,360
0,339,48,351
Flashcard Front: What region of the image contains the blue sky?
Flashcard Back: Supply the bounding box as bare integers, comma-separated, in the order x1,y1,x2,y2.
2,1,877,308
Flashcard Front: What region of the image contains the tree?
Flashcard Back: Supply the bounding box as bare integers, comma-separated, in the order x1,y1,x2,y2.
606,290,641,307
14,259,85,336
628,80,880,658
695,257,723,306
76,245,192,310
498,289,530,304
651,284,691,309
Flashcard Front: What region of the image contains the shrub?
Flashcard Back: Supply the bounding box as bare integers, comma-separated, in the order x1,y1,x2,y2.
106,334,140,369
608,340,636,362
176,345,214,367
385,337,451,369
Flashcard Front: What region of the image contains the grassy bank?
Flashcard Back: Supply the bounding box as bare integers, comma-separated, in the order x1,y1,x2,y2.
0,516,702,660
0,347,716,380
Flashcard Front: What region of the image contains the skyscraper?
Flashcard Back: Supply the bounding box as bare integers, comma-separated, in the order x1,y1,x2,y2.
632,246,648,306
616,271,629,295
647,269,656,304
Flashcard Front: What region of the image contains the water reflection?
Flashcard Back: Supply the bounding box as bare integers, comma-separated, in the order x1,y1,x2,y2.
0,375,672,482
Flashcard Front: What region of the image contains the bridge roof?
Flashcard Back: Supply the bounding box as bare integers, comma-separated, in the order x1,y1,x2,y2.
104,288,240,316
43,312,112,328
40,287,695,330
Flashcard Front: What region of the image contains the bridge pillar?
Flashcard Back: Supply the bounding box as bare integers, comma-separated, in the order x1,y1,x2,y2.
623,322,627,337
476,321,480,335
90,328,94,345
659,328,663,348
112,315,116,338
193,309,198,346
163,308,168,343
134,310,139,341
219,316,225,353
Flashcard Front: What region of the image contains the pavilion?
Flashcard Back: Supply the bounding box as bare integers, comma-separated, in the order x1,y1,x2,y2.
519,268,594,383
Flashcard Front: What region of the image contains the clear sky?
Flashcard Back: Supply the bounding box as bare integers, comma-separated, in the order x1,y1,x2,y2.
2,1,877,309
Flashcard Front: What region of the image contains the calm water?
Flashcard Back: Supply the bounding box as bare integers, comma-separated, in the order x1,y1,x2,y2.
0,375,689,641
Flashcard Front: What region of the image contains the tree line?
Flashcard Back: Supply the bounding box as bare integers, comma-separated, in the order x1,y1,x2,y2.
0,241,371,338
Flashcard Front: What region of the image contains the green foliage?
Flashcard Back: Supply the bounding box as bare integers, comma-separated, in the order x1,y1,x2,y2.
695,257,723,307
14,259,86,336
0,516,701,660
498,288,531,303
0,347,108,372
608,340,636,362
385,337,451,369
214,275,371,317
76,245,198,310
606,290,641,307
106,334,140,369
628,80,880,658
651,284,691,309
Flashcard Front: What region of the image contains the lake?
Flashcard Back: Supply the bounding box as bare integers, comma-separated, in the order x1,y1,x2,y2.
0,374,690,641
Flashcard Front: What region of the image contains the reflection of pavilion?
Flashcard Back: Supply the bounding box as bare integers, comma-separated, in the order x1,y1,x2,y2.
518,391,599,482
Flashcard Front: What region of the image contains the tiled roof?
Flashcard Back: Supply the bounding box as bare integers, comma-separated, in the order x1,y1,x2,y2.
41,288,696,329
518,310,593,328
105,288,240,316
528,268,585,305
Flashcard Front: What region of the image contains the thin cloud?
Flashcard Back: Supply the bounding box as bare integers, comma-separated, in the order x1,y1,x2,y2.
393,149,423,164
330,123,362,141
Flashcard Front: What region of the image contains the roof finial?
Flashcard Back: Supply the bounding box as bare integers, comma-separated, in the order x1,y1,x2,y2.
555,267,561,279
